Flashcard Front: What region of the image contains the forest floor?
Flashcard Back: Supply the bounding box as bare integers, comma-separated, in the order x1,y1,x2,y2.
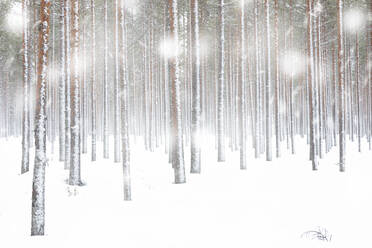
1,137,372,248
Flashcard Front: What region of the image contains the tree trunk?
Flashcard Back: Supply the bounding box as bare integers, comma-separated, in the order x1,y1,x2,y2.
168,0,186,183
21,0,30,174
337,0,345,172
59,0,66,162
217,0,226,162
69,0,82,186
114,0,121,163
91,0,97,162
265,0,272,161
190,0,201,173
119,0,132,200
31,0,51,236
103,0,109,159
306,0,318,170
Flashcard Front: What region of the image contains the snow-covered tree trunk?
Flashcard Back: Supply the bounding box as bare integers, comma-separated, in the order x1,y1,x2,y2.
81,0,88,155
91,0,97,162
289,0,295,154
69,0,82,186
114,0,121,163
64,0,71,170
119,0,131,200
265,0,272,161
217,0,225,162
59,0,66,162
254,0,260,158
31,0,51,236
274,0,280,158
337,0,345,172
168,0,186,183
239,2,247,170
103,0,109,159
22,0,30,174
355,32,361,153
190,0,201,174
306,0,318,170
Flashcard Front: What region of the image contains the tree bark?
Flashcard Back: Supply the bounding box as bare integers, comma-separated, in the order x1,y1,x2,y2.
31,0,51,236
168,0,186,183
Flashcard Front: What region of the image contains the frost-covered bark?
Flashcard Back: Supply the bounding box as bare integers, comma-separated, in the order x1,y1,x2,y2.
168,0,186,183
31,0,51,236
81,0,88,155
103,0,109,159
217,0,225,162
307,0,318,170
239,2,247,170
119,0,131,200
337,0,345,172
355,33,361,153
254,0,260,158
69,0,82,186
91,0,97,162
64,0,71,170
289,0,295,154
22,0,30,174
114,0,121,163
273,0,280,158
190,0,201,174
59,0,66,162
265,0,272,161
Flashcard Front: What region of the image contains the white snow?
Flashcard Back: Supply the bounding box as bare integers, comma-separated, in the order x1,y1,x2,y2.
1,136,372,247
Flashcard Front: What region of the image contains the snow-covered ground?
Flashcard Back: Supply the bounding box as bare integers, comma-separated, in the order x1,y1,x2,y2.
1,137,372,248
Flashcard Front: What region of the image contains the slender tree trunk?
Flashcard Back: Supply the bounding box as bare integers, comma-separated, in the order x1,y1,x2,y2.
22,0,30,174
168,0,186,183
217,0,226,162
239,2,247,169
91,0,97,162
355,32,361,152
31,0,51,236
69,0,82,186
103,0,109,159
289,0,295,154
114,0,121,163
337,0,345,172
274,0,280,158
119,0,131,200
265,0,272,161
64,0,71,170
307,0,318,170
254,0,260,158
59,0,66,162
190,0,201,173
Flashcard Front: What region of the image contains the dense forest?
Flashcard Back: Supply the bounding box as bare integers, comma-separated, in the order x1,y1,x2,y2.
0,0,370,237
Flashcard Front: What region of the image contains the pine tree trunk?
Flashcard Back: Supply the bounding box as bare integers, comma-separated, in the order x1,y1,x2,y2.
274,0,280,158
64,0,72,170
239,3,247,169
168,0,186,183
337,0,345,172
59,0,66,162
119,0,131,200
307,0,318,170
190,0,201,173
21,0,30,174
217,0,226,162
103,0,109,159
31,0,51,236
265,0,272,161
69,0,82,186
114,0,121,163
91,0,97,162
